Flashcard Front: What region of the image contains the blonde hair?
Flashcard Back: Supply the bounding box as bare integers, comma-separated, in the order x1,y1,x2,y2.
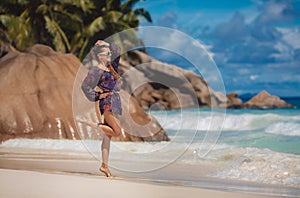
93,44,121,79
107,64,120,79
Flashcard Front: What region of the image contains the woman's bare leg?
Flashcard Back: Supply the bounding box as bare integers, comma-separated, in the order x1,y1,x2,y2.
101,134,111,165
76,118,115,177
100,125,116,137
100,134,113,177
99,110,122,178
103,110,121,137
76,118,116,137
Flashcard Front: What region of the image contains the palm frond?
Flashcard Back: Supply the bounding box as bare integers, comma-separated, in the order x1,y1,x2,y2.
70,32,83,53
57,0,94,12
104,11,123,23
0,14,31,50
105,0,119,11
36,4,48,14
86,16,105,36
134,8,152,22
121,0,140,11
44,15,71,52
78,38,90,60
0,0,152,59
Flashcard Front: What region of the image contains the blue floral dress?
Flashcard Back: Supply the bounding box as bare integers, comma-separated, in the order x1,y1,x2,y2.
81,66,122,115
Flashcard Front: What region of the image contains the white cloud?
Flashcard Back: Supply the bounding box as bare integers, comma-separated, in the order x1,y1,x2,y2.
193,41,215,60
255,0,296,25
250,75,259,80
277,27,300,49
271,41,293,62
137,0,300,96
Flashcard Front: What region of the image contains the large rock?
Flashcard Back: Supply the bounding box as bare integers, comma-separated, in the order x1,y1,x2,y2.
0,45,79,141
226,92,244,108
245,90,293,108
117,90,169,141
119,51,293,110
119,50,231,110
0,44,169,142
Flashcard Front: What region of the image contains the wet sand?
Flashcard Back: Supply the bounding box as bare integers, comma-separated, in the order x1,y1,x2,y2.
1,168,279,198
0,146,284,198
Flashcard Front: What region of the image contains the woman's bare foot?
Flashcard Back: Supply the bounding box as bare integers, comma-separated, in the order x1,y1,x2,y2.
99,163,114,178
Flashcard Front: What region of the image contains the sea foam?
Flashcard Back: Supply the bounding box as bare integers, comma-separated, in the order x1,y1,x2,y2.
2,108,300,187
1,138,300,187
265,122,300,136
151,109,300,136
210,147,300,187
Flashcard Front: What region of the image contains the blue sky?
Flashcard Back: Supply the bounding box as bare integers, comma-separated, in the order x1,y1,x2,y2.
134,0,300,97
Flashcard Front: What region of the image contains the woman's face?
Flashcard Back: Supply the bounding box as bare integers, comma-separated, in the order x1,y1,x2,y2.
97,47,111,63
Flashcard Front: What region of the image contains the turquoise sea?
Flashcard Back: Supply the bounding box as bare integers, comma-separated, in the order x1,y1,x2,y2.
206,107,300,155
144,101,300,196
2,98,300,197
150,103,300,156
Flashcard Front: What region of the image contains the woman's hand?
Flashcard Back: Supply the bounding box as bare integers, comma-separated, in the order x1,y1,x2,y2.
95,40,110,47
100,92,113,99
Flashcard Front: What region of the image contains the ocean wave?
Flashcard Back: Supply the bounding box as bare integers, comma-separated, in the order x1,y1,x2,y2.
151,110,300,136
179,142,300,187
265,122,300,136
209,147,300,187
2,138,300,187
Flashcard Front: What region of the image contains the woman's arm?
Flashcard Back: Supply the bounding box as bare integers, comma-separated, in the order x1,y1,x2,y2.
81,67,102,101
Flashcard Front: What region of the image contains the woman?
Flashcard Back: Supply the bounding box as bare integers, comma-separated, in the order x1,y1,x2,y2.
81,40,122,178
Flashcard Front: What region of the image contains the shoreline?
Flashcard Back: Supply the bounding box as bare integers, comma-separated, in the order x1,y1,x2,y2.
0,168,278,198
1,146,299,197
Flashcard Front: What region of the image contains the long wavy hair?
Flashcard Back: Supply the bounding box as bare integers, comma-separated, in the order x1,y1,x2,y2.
93,42,121,80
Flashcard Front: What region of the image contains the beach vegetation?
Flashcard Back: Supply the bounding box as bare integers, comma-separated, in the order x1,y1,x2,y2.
0,0,152,59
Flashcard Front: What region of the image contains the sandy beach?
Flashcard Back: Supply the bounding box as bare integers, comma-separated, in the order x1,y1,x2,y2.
0,144,289,198
0,168,278,198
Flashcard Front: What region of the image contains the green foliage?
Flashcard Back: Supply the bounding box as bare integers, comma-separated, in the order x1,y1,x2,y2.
0,14,32,50
44,15,71,52
0,0,152,59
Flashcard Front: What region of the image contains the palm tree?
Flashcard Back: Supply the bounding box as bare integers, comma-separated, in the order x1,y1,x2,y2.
0,0,34,53
76,0,152,59
0,0,152,59
0,0,92,53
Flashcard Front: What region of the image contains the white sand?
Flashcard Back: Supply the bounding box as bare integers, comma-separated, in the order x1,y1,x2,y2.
0,168,275,198
0,145,285,198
